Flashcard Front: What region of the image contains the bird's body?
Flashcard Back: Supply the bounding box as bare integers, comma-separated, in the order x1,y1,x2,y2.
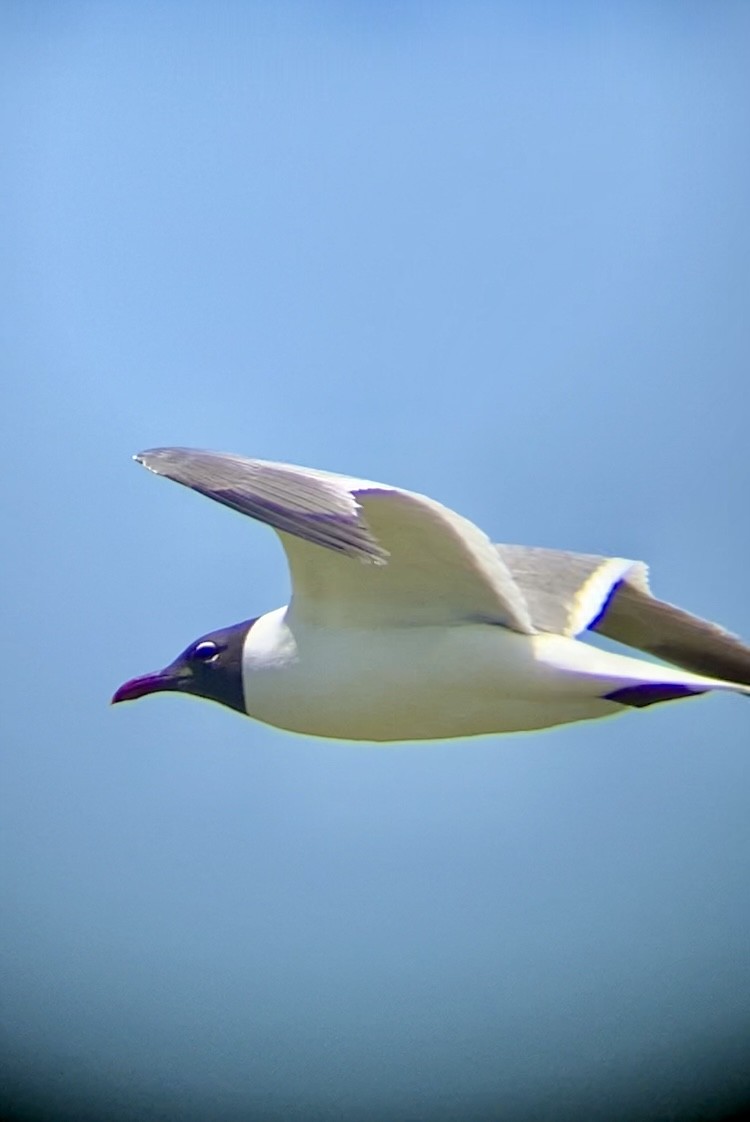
242,608,600,739
240,609,735,740
113,448,750,741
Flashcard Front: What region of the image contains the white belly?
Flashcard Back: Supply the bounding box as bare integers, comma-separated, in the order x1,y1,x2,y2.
240,608,626,741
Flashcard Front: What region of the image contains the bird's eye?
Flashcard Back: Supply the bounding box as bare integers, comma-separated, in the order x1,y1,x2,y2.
192,641,219,662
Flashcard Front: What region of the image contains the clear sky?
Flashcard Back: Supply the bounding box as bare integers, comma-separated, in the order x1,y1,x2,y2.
2,4,749,1121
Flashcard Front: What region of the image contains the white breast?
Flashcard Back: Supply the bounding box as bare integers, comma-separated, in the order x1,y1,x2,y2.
239,608,624,741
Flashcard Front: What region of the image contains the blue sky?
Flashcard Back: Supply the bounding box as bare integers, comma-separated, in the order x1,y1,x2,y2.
2,4,749,1120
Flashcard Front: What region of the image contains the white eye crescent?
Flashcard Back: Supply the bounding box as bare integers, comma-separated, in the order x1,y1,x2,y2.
192,641,219,662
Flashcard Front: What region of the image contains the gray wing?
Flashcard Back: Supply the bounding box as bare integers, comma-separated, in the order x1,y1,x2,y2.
136,448,534,631
497,543,750,687
137,447,388,562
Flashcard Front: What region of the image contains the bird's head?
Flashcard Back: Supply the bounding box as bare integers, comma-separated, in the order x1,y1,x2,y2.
112,619,256,713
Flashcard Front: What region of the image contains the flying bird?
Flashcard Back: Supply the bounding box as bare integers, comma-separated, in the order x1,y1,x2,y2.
113,449,750,740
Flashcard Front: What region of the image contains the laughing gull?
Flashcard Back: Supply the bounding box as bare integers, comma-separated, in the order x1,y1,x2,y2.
113,449,750,740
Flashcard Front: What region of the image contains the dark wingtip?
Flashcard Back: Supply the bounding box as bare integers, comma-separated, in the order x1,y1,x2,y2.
133,446,182,465
134,449,165,471
604,682,708,708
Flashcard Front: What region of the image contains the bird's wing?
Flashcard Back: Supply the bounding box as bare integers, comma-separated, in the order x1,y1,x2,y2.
136,448,534,631
497,543,750,687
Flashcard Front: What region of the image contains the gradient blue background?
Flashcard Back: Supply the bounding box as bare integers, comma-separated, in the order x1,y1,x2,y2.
3,4,749,1120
